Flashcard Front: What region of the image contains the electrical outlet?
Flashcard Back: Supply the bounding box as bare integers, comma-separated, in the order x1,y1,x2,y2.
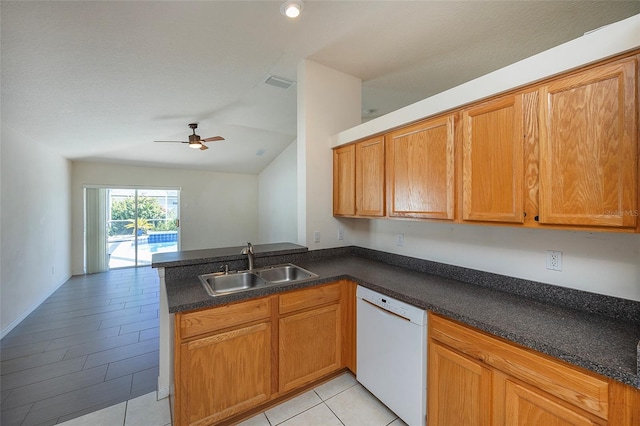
546,250,562,271
337,228,344,240
314,231,321,243
396,233,404,246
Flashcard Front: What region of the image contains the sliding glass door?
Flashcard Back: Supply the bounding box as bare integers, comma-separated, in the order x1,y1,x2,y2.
85,187,180,271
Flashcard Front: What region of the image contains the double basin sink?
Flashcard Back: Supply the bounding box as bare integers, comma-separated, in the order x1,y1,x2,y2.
199,263,318,297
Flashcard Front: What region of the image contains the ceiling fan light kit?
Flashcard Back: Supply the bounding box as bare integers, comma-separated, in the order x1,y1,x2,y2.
280,0,303,18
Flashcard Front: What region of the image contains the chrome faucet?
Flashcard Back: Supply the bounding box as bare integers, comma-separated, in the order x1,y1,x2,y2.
241,242,254,270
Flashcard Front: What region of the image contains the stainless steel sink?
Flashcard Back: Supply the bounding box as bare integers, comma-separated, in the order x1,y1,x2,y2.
255,264,318,283
198,263,317,297
199,271,267,296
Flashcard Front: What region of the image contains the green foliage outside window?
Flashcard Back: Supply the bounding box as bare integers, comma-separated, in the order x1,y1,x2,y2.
109,196,177,236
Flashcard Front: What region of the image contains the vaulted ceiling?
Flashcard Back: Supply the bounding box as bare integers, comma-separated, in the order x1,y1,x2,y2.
2,1,639,173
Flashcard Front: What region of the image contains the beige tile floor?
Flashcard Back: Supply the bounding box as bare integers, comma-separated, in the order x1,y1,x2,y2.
57,391,171,426
58,372,408,426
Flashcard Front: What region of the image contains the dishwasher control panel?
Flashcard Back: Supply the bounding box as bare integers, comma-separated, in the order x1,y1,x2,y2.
356,285,426,325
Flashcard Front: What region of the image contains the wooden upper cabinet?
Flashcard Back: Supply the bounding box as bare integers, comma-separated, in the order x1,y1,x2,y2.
462,94,525,223
333,52,639,232
333,144,356,216
387,115,455,219
538,58,638,228
356,136,385,216
333,137,385,217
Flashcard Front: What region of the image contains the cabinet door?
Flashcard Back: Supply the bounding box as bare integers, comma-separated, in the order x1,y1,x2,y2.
504,379,605,426
462,95,525,223
179,322,271,426
387,115,455,219
428,341,492,426
333,144,356,216
279,304,342,392
538,58,637,228
356,136,385,216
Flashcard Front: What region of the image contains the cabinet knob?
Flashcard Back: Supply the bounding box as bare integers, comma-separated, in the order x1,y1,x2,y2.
534,215,539,222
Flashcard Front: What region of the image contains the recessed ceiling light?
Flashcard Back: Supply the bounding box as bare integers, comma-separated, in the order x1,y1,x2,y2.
280,0,303,19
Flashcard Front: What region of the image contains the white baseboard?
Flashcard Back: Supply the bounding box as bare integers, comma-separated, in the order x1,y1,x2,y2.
1,275,71,339
157,380,172,400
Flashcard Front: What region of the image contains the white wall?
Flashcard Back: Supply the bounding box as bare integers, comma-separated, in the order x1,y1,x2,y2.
345,220,640,301
1,126,72,336
297,60,362,248
333,13,640,147
71,161,259,275
258,140,298,244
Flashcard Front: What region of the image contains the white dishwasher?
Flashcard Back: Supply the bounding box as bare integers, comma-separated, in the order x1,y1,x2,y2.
356,286,427,426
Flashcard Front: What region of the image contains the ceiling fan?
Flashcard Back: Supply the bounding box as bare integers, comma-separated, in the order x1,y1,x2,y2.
154,123,224,150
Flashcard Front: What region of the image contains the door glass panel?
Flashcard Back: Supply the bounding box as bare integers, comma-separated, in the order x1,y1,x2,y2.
106,188,179,269
137,189,179,266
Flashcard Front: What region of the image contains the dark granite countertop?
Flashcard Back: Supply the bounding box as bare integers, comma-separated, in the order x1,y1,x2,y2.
158,248,640,389
151,242,308,268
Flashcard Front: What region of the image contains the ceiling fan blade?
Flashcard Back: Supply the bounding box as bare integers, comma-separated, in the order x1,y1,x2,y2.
201,136,225,142
153,140,188,143
199,144,209,151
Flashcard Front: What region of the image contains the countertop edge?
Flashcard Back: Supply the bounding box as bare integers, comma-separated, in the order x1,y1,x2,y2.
152,243,308,268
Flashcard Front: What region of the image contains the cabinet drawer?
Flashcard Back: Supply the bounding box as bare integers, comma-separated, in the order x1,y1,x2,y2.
180,297,271,339
279,283,342,315
429,314,609,420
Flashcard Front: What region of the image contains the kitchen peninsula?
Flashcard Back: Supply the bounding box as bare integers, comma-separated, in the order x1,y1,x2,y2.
153,244,640,426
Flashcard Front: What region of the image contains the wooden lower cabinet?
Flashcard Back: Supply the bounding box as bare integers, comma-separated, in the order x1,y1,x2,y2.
503,378,605,426
428,340,492,425
178,321,272,426
428,313,639,426
279,303,342,392
174,281,354,426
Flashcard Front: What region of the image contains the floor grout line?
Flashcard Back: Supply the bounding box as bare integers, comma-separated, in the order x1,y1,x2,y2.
1,267,160,425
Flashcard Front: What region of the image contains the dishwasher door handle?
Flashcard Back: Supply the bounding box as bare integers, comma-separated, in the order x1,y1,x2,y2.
360,298,412,322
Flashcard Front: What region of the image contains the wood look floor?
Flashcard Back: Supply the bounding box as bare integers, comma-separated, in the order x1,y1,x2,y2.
1,267,160,426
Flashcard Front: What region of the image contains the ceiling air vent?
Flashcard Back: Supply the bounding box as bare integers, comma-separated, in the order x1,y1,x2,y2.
265,75,295,89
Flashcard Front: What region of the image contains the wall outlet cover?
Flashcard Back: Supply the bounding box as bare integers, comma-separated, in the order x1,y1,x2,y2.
546,250,563,271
